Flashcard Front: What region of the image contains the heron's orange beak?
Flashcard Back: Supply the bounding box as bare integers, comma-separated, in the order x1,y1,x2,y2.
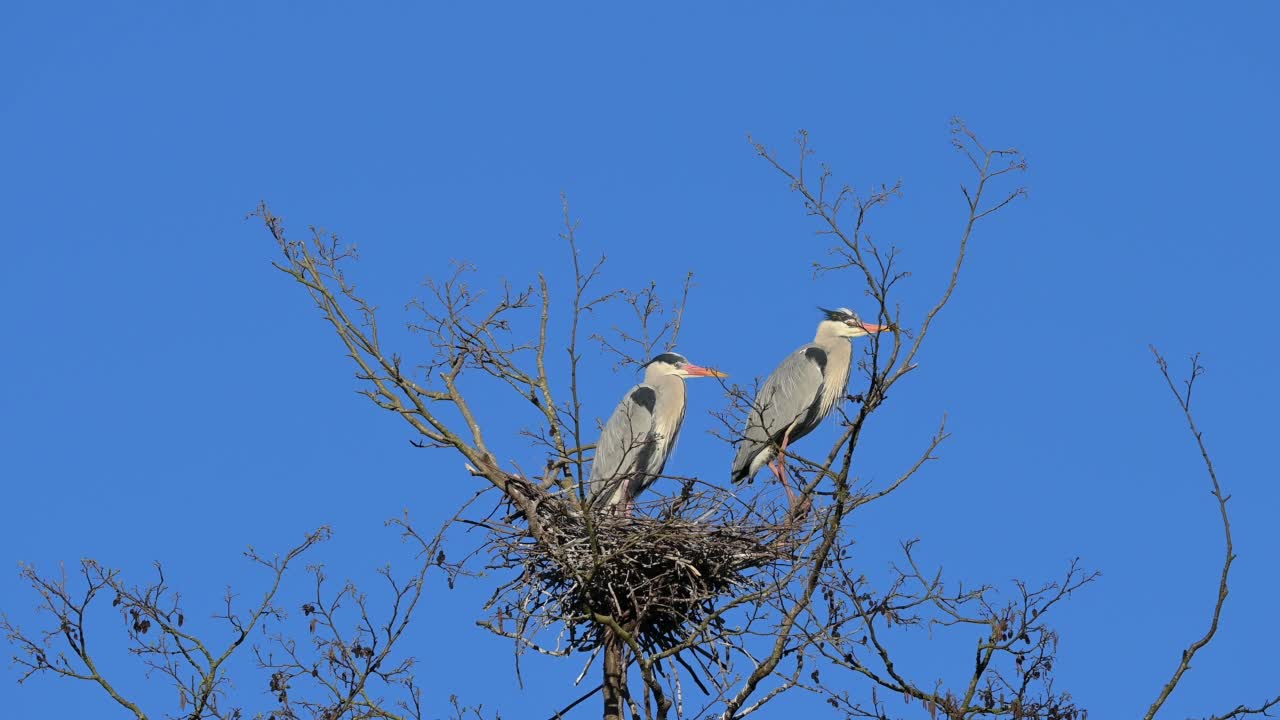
857,322,890,334
684,363,728,378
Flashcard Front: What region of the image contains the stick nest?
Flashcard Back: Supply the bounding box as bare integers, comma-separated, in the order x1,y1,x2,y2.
485,483,796,658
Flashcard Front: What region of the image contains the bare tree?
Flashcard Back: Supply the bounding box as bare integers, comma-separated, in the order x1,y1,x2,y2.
5,121,1273,720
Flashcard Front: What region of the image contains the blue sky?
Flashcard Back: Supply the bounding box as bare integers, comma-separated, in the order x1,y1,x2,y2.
2,2,1277,718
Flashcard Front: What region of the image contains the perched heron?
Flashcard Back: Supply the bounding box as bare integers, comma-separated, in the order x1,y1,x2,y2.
588,352,727,511
730,307,888,505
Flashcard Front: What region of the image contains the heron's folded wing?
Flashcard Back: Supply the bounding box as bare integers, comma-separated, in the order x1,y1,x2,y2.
755,348,826,439
732,348,825,479
588,384,657,505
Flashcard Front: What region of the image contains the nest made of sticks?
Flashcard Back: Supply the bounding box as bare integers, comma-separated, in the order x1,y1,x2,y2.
485,484,797,658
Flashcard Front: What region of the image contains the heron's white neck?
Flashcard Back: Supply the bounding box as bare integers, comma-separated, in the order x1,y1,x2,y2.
813,328,854,418
648,371,686,404
643,364,675,384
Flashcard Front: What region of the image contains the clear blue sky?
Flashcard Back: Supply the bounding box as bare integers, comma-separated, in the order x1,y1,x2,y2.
2,3,1277,718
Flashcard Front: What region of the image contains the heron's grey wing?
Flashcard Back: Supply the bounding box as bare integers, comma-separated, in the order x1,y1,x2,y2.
731,347,825,482
588,384,657,507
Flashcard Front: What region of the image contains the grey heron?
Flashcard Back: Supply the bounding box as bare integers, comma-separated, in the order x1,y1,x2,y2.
588,352,727,511
730,307,888,505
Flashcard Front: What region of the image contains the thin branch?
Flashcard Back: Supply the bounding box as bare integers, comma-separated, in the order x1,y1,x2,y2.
1144,348,1244,720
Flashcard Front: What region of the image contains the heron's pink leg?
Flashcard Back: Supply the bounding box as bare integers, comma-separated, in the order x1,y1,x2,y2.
773,433,797,506
622,482,636,516
779,432,814,518
769,460,796,507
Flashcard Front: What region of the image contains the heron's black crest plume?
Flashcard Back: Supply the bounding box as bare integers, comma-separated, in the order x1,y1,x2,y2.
647,352,688,367
818,306,858,322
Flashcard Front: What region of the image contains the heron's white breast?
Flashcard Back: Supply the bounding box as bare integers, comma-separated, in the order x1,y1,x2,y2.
651,374,687,450
815,340,852,420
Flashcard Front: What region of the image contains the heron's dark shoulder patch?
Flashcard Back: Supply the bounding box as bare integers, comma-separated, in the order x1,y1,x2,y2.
630,386,657,412
804,346,827,371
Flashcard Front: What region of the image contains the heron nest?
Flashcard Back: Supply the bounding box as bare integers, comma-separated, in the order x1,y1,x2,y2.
483,482,798,659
